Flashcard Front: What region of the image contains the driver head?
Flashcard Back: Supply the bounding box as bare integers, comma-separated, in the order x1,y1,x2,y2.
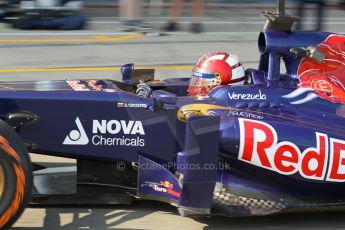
187,52,246,97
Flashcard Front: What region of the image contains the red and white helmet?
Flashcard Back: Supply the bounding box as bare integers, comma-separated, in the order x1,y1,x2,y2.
187,52,246,96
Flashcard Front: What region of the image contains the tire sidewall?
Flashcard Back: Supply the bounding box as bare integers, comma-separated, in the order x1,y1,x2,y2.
0,120,32,229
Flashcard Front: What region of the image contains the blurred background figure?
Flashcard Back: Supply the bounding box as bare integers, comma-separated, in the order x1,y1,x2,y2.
165,0,204,33
147,0,163,33
338,0,345,8
148,0,163,17
120,0,151,31
295,0,325,31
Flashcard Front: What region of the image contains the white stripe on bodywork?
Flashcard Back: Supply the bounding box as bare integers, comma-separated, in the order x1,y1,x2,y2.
282,87,314,99
290,92,319,105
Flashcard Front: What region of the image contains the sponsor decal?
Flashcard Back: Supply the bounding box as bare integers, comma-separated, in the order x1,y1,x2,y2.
116,102,148,108
66,80,90,92
160,181,174,188
228,89,267,100
238,118,345,182
63,117,89,145
208,110,264,120
227,110,263,120
66,80,117,92
63,117,145,147
141,181,180,198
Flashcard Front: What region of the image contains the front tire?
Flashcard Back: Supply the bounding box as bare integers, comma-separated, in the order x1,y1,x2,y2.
0,120,32,229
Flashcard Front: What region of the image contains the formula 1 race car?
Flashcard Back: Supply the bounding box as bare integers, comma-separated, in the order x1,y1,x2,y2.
2,0,345,228
0,0,86,29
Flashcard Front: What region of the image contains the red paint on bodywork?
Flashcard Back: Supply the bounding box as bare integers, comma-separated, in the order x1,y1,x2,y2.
298,35,345,104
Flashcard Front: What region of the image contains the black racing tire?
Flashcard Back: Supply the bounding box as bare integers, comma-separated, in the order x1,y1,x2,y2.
0,119,32,229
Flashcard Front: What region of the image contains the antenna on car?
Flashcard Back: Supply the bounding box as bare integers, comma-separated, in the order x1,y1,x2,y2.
277,0,285,15
262,0,299,31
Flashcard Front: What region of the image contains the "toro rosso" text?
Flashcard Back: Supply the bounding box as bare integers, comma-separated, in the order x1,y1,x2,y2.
238,118,345,182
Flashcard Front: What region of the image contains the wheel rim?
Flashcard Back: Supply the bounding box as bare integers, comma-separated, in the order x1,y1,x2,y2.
0,164,5,200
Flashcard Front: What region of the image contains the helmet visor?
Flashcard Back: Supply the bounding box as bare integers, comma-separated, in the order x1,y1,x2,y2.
189,68,219,87
188,68,220,96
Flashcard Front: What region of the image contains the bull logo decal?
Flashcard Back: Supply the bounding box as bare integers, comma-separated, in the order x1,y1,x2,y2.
283,34,345,105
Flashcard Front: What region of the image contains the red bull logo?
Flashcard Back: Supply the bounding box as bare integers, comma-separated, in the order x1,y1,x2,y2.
238,118,345,182
160,181,174,189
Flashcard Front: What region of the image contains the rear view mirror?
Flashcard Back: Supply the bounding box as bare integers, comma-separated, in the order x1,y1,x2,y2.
121,63,155,84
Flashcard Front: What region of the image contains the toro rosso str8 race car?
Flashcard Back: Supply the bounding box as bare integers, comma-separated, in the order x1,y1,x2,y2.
2,0,345,228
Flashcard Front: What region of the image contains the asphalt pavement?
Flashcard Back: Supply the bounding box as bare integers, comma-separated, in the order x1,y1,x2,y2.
3,3,345,229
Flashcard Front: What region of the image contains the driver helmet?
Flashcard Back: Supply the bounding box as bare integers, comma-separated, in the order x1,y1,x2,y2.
187,52,246,96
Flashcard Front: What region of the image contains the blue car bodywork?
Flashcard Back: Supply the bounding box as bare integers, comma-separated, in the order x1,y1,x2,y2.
2,1,345,219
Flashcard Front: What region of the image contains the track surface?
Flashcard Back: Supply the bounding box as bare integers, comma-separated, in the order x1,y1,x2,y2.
3,4,345,229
